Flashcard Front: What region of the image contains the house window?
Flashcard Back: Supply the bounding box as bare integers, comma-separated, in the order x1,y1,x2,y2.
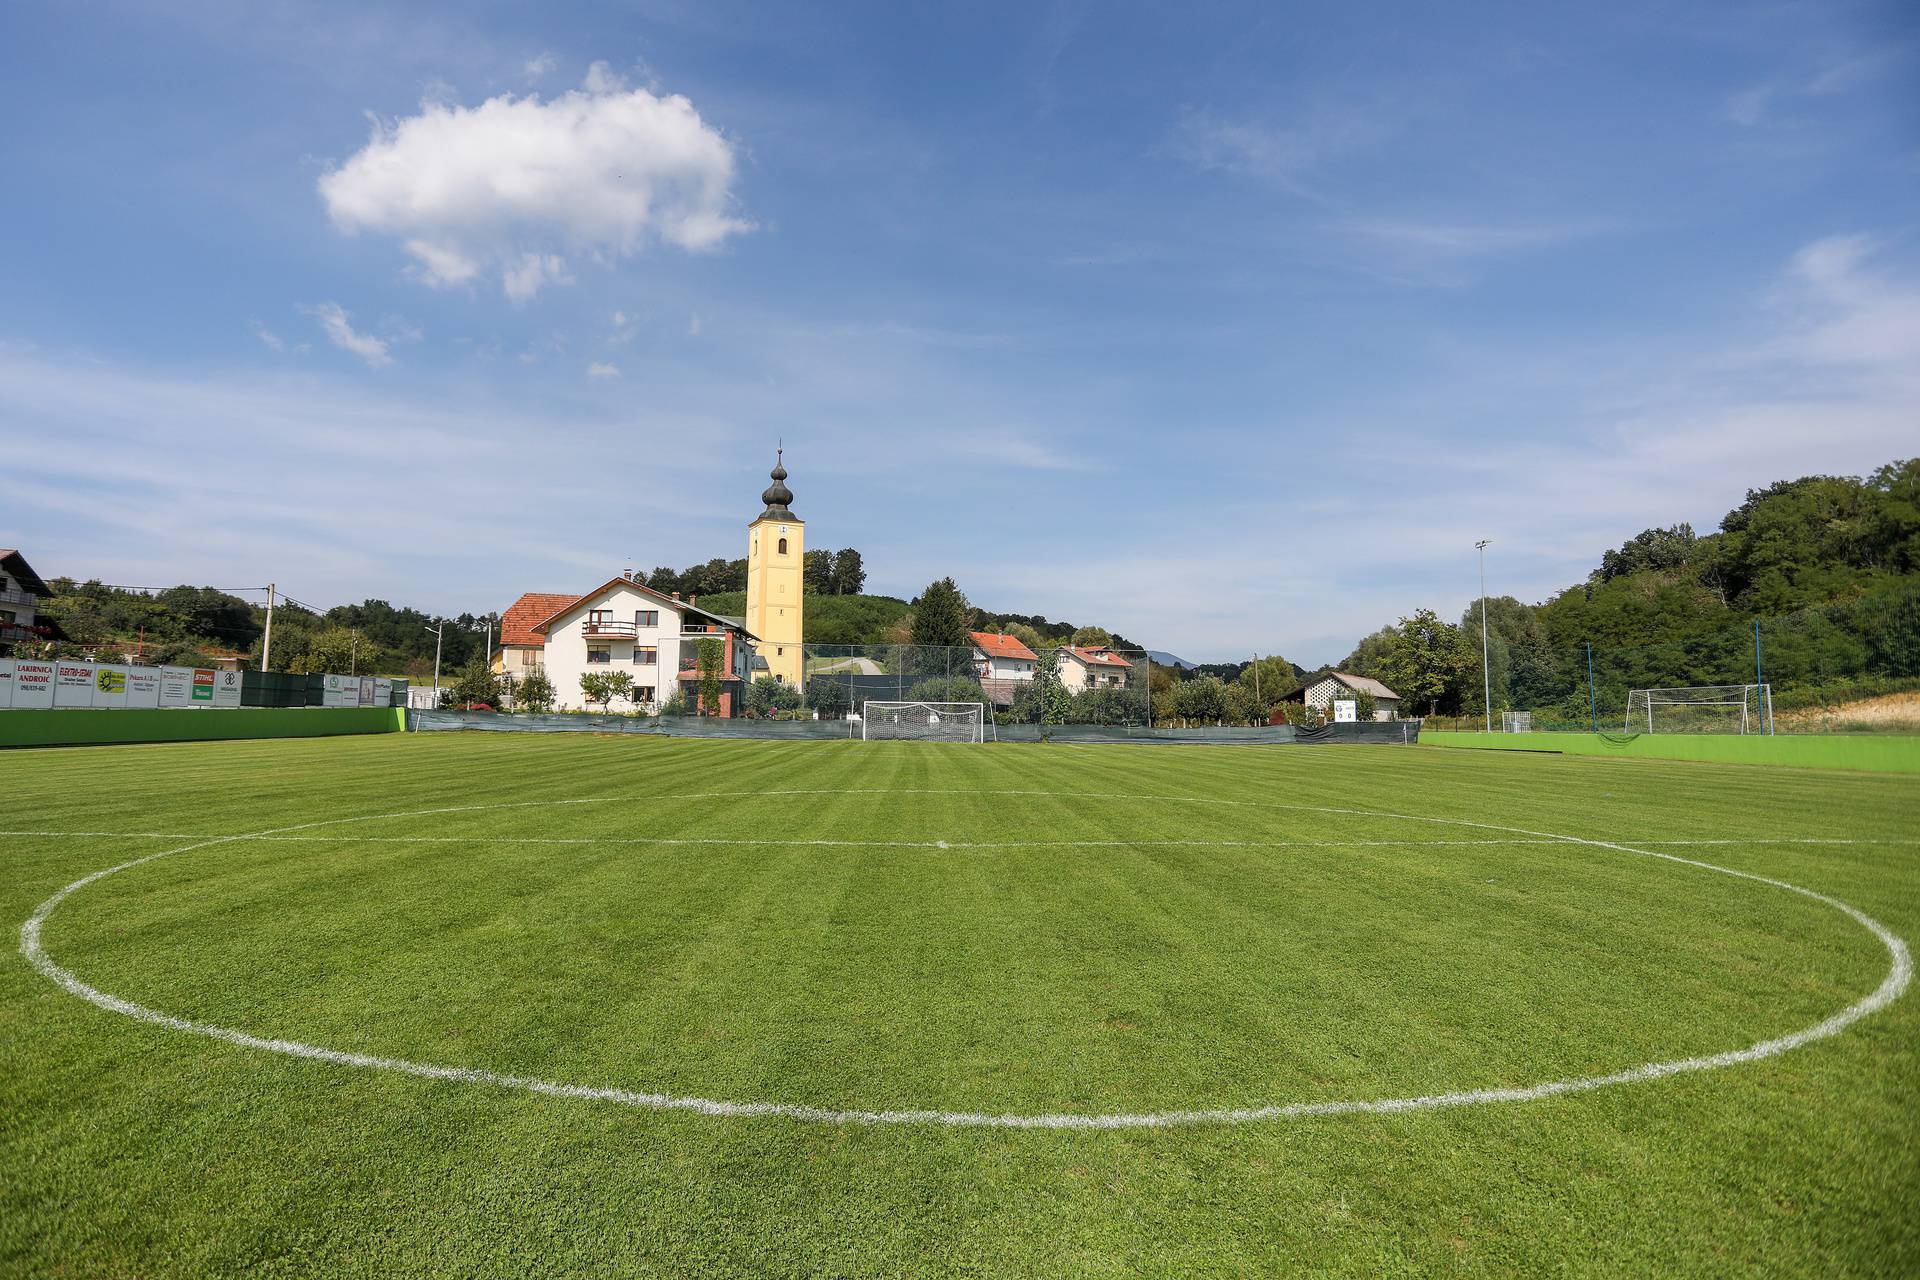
634,647,657,665
636,685,655,703
635,610,658,627
587,647,610,664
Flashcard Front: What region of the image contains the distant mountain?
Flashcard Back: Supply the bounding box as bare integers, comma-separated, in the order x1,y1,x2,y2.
1146,650,1197,670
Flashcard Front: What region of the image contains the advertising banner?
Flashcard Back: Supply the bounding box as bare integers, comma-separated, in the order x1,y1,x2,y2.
358,676,376,707
1333,699,1358,723
125,666,163,708
211,668,244,708
373,677,392,708
159,666,195,707
13,660,56,709
191,668,216,704
321,673,346,707
54,662,97,708
92,664,131,709
0,658,12,708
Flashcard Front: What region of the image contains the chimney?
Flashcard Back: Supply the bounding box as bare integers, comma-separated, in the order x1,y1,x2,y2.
671,591,681,600
689,594,698,607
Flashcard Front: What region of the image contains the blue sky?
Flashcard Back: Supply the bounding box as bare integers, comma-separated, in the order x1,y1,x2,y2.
1,1,1915,664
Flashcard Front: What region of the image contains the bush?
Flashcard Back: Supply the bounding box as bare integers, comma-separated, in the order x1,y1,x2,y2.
746,675,803,717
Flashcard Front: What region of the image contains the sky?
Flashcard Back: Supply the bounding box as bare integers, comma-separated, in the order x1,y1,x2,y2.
1,1,1915,665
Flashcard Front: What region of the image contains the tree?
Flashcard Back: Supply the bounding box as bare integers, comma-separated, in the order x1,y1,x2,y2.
831,548,866,595
746,674,803,717
907,675,988,706
516,666,556,713
1377,608,1475,716
1236,655,1299,718
448,655,503,709
645,566,681,596
805,676,851,718
1173,675,1230,724
579,669,633,712
301,627,357,675
1031,647,1071,727
1004,622,1046,653
910,577,971,650
803,549,835,594
1069,625,1111,649
696,637,725,715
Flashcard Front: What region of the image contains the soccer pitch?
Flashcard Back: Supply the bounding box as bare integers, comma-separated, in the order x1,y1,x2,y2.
5,735,1916,1275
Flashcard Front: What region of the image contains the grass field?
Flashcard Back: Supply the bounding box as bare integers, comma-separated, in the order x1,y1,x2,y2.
4,734,1917,1276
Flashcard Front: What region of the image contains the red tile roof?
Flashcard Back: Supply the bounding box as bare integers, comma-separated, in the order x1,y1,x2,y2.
969,630,1037,661
1062,645,1131,667
500,592,578,647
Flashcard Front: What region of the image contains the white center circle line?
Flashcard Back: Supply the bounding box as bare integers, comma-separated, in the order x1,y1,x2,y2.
18,791,1911,1129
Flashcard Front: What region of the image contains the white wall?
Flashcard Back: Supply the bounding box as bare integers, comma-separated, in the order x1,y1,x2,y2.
975,651,1035,682
1059,652,1130,691
540,585,754,710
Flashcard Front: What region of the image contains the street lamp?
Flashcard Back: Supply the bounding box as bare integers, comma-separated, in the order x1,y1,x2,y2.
1474,540,1492,733
423,621,445,696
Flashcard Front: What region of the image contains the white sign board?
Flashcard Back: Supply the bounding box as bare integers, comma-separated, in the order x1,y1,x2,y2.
373,678,392,708
358,676,376,707
13,660,56,708
158,666,195,707
92,664,132,709
0,658,12,709
1333,698,1358,723
212,668,244,708
126,666,163,708
54,662,97,708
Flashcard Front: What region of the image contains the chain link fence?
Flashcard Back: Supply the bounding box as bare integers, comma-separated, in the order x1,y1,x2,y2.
1436,581,1920,733
797,643,1154,727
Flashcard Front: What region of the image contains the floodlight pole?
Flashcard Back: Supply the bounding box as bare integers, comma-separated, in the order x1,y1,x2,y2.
424,621,445,694
261,583,276,673
1474,541,1492,733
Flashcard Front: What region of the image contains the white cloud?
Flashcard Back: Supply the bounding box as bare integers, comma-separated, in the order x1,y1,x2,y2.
303,302,394,368
1341,218,1610,257
319,66,749,300
1773,233,1920,368
503,252,573,302
249,319,285,352
687,312,701,337
1166,104,1387,192
523,51,558,80
586,361,621,379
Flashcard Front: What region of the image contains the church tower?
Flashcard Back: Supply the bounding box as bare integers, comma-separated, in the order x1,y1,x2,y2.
744,449,805,687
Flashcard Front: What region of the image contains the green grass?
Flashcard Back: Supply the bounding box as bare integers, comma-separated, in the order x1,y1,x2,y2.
3,735,1916,1276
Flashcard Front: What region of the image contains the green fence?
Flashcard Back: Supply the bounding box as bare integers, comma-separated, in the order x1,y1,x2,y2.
1422,730,1920,774
0,707,406,749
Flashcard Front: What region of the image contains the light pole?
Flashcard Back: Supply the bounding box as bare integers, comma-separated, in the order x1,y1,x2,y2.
423,621,445,697
1474,540,1492,732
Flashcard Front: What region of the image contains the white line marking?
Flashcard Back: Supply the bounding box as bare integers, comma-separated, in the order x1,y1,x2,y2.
19,793,1910,1129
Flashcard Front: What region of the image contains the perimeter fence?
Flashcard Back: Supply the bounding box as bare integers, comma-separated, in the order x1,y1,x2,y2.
795,644,1154,727
1438,582,1920,733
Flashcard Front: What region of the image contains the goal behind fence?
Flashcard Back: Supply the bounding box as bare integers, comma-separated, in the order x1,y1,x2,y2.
860,701,990,743
1624,684,1773,735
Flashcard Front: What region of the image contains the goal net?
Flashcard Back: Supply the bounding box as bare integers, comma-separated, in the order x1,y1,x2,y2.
1501,711,1532,733
861,701,988,743
1624,685,1773,735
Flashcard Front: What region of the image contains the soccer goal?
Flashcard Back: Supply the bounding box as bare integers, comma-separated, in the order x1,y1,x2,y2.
861,701,990,743
1501,711,1532,733
1624,685,1773,735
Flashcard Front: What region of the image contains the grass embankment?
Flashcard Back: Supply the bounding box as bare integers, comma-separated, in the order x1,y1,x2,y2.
3,736,1916,1275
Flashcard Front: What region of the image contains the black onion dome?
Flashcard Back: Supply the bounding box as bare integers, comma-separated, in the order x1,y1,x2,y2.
760,449,796,518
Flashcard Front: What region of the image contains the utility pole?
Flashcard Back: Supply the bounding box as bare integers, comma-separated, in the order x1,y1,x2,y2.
351,629,359,676
1474,542,1492,732
261,583,276,672
424,621,445,695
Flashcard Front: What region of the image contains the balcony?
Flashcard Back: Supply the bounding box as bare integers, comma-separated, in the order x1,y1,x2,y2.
582,618,638,638
679,624,730,637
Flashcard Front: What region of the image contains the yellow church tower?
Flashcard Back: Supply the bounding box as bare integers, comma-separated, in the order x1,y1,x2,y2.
744,449,805,687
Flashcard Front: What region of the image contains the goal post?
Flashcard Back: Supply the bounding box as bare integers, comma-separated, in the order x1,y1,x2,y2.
1624,685,1773,735
1501,710,1531,733
860,701,989,744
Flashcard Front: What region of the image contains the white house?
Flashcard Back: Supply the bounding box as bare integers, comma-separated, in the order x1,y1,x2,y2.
970,630,1037,709
1295,670,1402,720
1057,645,1131,691
0,550,60,656
518,572,759,714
